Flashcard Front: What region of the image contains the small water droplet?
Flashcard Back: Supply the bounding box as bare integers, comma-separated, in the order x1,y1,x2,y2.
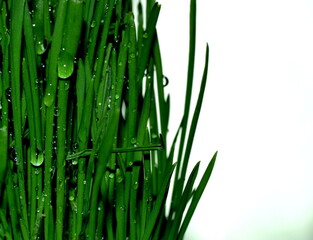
91,20,96,28
109,173,114,179
130,137,136,145
143,32,148,38
163,76,169,87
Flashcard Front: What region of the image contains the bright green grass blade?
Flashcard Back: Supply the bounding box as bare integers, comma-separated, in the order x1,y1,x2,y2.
58,0,83,79
153,35,168,140
32,0,46,54
177,151,217,240
87,21,130,235
76,59,86,131
10,1,30,237
43,0,51,42
55,80,70,240
85,0,106,63
113,0,122,42
116,168,126,240
43,0,67,106
6,167,20,240
23,3,43,152
92,0,114,82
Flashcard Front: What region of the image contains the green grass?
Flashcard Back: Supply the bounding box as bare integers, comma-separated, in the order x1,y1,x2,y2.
0,0,217,239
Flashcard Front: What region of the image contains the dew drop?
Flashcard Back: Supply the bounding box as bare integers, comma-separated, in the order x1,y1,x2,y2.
130,137,136,145
163,75,169,87
58,49,74,79
31,153,44,167
91,20,96,28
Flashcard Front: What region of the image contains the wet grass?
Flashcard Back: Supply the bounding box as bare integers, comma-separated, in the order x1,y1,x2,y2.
0,0,217,239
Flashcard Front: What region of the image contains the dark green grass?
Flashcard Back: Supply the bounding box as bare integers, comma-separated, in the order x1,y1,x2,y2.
0,0,217,239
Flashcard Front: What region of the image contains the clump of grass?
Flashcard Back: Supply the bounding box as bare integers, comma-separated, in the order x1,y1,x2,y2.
0,0,217,239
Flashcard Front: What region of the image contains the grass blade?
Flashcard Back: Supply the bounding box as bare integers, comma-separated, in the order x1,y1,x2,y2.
178,151,218,240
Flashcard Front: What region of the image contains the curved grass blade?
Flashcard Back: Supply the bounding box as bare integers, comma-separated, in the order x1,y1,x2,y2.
177,151,217,240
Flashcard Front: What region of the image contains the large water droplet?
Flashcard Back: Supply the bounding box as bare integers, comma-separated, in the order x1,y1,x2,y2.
31,153,44,167
58,49,74,79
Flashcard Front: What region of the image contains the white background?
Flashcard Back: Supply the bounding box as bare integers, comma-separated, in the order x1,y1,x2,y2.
157,0,313,239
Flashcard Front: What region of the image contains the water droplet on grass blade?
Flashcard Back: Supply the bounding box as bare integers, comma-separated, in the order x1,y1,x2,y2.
31,153,44,167
91,20,96,28
130,137,136,145
117,176,123,183
58,49,74,79
163,75,169,87
36,40,47,55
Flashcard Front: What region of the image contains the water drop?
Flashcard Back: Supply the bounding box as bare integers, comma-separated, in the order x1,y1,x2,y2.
117,176,123,183
109,173,114,179
31,153,44,167
163,75,169,87
36,40,46,55
130,137,136,145
133,181,138,190
91,20,96,28
58,49,74,79
5,88,11,102
143,32,148,38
